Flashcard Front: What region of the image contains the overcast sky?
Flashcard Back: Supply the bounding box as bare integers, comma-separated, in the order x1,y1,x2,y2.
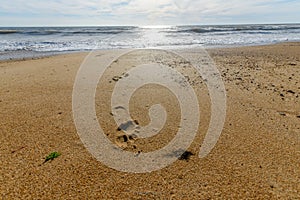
0,0,299,26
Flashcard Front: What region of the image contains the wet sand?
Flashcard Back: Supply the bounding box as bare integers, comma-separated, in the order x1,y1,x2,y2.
0,43,299,199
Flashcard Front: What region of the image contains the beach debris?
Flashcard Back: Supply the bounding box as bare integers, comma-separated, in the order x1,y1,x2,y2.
179,151,194,161
11,146,27,154
288,62,296,66
297,115,300,119
112,76,122,82
44,152,61,163
287,90,295,94
165,149,194,161
278,112,286,116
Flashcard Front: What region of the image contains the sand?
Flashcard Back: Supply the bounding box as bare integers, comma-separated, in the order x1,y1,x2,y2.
0,43,299,199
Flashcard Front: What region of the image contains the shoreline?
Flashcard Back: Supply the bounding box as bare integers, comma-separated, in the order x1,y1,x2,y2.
1,41,299,62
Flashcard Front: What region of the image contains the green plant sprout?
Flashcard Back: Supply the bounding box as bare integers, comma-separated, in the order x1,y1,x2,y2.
44,152,61,163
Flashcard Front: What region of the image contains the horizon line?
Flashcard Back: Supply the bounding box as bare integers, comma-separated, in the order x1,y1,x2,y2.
1,22,300,28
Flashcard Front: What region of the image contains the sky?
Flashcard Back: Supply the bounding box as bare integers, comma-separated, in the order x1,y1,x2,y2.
0,0,299,26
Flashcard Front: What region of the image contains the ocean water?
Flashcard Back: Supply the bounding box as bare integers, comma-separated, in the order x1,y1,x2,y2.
0,24,300,59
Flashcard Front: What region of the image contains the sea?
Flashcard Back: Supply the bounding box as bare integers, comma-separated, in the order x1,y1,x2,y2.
0,24,300,60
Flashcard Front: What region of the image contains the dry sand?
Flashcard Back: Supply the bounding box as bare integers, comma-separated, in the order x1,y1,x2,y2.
0,43,299,199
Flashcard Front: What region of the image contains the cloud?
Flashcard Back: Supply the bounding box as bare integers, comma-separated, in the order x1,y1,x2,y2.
0,0,299,26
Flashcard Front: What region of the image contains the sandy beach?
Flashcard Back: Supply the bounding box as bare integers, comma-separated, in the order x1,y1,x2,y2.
0,43,299,199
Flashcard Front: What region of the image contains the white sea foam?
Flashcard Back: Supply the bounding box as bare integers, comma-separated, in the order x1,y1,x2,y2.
0,24,299,59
